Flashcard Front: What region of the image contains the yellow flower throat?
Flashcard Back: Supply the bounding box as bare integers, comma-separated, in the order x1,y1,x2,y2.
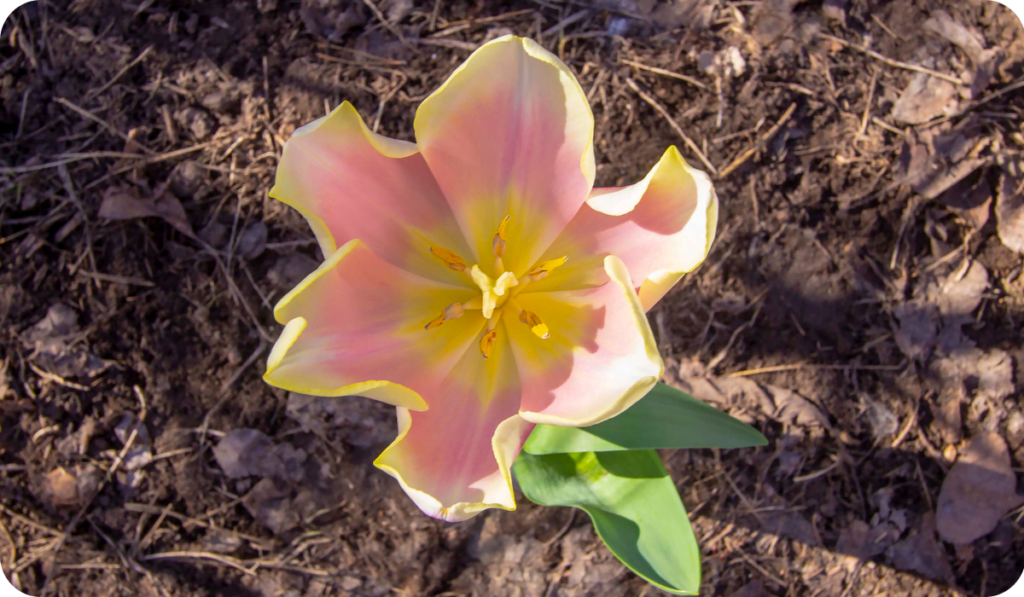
425,215,566,358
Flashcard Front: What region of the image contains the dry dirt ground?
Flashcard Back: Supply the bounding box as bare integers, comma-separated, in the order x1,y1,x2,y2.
2,0,1024,596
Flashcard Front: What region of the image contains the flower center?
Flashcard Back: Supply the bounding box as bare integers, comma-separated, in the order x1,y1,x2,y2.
470,267,517,318
425,215,565,358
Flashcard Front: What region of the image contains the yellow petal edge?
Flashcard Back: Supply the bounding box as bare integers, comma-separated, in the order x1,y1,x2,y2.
587,146,719,312
268,101,421,257
374,410,532,522
414,35,595,187
263,239,429,411
518,255,665,427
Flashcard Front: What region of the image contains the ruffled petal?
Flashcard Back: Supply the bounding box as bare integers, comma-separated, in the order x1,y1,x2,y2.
414,35,595,276
265,240,484,410
527,147,718,311
271,101,472,284
374,326,534,521
508,256,664,427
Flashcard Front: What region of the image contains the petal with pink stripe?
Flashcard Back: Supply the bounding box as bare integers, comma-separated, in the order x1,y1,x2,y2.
375,326,534,521
414,36,595,276
271,102,472,285
526,147,718,311
508,256,664,427
265,239,484,410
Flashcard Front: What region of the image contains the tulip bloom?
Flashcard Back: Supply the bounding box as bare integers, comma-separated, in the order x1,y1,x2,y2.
264,36,717,521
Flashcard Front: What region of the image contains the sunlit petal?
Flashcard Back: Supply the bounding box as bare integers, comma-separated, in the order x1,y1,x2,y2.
414,36,595,276
271,101,472,284
508,256,664,427
375,327,534,521
526,147,718,311
265,240,484,410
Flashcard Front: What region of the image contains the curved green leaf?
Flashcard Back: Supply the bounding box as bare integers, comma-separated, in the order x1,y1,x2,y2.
513,450,700,596
523,382,767,454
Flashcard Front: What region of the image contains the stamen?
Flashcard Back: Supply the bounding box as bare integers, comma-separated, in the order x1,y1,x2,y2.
430,245,467,272
519,310,550,339
424,302,466,330
492,214,511,258
480,311,501,358
526,256,568,281
479,329,497,358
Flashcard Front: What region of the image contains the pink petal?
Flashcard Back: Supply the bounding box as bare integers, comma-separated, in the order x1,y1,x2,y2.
271,101,472,284
414,36,595,276
375,327,534,521
509,256,664,427
527,147,718,311
265,240,484,410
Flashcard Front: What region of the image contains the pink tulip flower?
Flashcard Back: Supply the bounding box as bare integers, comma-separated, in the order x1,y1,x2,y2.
263,36,717,521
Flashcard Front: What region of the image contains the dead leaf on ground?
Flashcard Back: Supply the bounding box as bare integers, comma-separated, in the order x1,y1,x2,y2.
938,178,992,230
892,301,938,362
213,428,307,482
976,350,1014,402
42,467,81,507
287,392,395,448
891,66,959,125
22,303,108,379
650,0,715,30
888,512,954,582
836,520,898,570
243,477,301,535
767,386,830,430
41,464,100,507
936,432,1024,545
996,163,1024,254
238,221,268,260
725,580,765,597
672,359,826,432
932,393,964,445
114,413,153,472
895,128,988,206
861,394,899,438
926,260,989,318
267,253,319,290
99,185,195,238
760,510,819,546
924,10,1003,97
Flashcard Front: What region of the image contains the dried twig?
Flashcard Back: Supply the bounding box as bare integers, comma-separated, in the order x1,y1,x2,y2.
43,386,149,587
819,33,964,85
28,364,90,391
621,59,706,90
85,46,152,99
432,8,534,35
542,9,589,36
138,551,255,575
123,503,274,549
360,0,411,48
726,361,906,377
625,77,717,175
858,69,878,136
717,102,797,179
78,270,155,287
58,163,98,279
54,97,154,155
413,37,478,51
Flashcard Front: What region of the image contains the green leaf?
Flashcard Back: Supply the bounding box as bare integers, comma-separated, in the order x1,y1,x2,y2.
514,450,700,595
523,382,767,454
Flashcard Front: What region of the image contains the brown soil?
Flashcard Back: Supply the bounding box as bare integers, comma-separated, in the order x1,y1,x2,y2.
2,0,1023,596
